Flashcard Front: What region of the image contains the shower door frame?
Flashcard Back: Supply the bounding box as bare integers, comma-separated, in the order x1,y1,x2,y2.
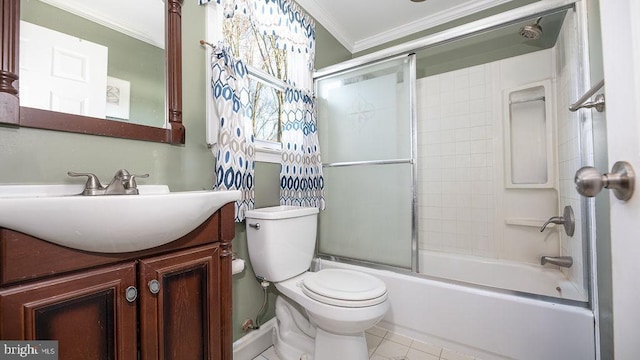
315,53,419,272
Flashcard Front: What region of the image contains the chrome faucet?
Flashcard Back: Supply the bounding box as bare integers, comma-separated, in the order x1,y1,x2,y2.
104,169,149,195
540,256,573,268
68,169,149,196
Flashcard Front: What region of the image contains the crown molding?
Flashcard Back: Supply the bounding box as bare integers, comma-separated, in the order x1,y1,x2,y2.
295,0,356,52
353,0,514,53
298,0,516,54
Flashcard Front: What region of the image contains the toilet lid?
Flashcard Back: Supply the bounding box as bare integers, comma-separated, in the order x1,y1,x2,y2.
301,269,387,307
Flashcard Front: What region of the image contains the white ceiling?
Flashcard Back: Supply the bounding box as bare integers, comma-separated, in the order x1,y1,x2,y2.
296,0,516,53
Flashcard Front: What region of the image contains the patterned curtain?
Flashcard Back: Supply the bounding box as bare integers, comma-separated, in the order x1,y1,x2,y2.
199,0,316,90
280,87,325,209
210,45,255,221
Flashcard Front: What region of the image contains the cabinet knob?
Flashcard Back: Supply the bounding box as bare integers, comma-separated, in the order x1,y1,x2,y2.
125,286,138,302
148,279,161,294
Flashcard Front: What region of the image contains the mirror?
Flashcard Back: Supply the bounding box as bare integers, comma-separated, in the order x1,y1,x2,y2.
0,0,185,144
20,0,165,127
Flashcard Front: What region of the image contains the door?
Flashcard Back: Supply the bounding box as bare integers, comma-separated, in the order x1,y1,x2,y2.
599,0,640,357
0,262,137,360
19,21,108,118
138,244,222,360
315,55,416,270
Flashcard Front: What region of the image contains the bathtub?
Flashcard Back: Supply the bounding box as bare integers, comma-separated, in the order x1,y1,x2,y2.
419,250,587,302
317,259,595,360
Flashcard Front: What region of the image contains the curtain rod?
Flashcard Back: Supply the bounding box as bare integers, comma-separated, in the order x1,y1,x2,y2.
200,40,289,91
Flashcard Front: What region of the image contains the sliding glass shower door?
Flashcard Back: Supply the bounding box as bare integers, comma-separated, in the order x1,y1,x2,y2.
315,55,416,269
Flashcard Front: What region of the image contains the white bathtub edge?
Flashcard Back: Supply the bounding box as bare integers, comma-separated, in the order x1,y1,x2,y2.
320,260,595,360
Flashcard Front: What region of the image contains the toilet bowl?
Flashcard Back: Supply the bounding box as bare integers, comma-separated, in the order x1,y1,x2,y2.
273,270,389,360
245,206,390,360
279,270,389,332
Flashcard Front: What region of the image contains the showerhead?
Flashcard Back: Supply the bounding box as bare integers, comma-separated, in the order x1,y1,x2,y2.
519,17,543,40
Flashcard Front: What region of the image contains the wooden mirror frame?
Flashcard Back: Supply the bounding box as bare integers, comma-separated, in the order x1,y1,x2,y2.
0,0,185,144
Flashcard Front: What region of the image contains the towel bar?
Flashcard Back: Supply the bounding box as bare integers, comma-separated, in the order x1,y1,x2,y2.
569,79,605,112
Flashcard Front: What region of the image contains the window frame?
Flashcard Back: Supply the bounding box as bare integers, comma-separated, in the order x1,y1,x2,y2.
246,64,287,163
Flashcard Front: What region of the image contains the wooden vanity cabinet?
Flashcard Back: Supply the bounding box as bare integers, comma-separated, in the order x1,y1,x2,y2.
0,203,235,360
139,244,222,360
0,262,138,359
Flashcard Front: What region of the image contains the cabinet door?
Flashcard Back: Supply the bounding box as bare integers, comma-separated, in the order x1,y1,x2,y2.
0,262,137,360
138,244,221,360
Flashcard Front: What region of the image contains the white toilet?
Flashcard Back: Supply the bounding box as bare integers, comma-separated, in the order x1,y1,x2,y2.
245,205,389,360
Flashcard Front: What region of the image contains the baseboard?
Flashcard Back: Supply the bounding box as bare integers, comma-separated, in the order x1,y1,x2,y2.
233,318,276,360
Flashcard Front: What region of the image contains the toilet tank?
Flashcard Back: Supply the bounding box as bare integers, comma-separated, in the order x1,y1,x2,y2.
245,205,319,282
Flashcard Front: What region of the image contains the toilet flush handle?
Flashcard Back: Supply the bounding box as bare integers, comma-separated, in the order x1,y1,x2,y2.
249,223,261,230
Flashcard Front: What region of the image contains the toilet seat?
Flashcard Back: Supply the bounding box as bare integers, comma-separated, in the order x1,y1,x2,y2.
301,269,387,308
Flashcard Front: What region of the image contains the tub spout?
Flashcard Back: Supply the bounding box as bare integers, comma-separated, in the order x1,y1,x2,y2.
540,256,573,268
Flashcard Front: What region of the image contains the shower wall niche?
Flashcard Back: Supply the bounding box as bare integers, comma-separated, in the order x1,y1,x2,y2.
504,81,553,188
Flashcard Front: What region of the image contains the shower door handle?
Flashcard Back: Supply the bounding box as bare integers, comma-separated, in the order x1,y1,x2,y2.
574,161,635,201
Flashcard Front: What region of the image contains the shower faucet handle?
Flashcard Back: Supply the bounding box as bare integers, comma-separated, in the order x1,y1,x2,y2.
539,216,563,230
539,206,575,237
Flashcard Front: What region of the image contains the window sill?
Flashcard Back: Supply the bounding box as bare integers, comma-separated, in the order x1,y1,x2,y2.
255,140,281,163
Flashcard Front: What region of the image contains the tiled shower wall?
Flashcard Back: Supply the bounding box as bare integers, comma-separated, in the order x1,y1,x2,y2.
417,48,563,265
417,64,497,257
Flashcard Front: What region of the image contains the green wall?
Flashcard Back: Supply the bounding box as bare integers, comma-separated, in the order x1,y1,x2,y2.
315,22,352,70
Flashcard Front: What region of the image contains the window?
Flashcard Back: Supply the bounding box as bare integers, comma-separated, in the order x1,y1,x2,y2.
204,0,315,160
222,6,286,144
250,79,283,143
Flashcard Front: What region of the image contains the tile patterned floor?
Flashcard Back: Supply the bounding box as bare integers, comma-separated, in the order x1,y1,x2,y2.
251,326,483,360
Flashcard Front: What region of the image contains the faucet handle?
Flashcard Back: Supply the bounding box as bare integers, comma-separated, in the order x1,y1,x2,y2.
539,216,564,232
539,206,575,237
125,173,149,190
68,171,103,189
113,169,149,187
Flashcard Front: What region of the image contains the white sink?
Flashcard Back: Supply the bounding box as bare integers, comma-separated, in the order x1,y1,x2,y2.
0,185,240,253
